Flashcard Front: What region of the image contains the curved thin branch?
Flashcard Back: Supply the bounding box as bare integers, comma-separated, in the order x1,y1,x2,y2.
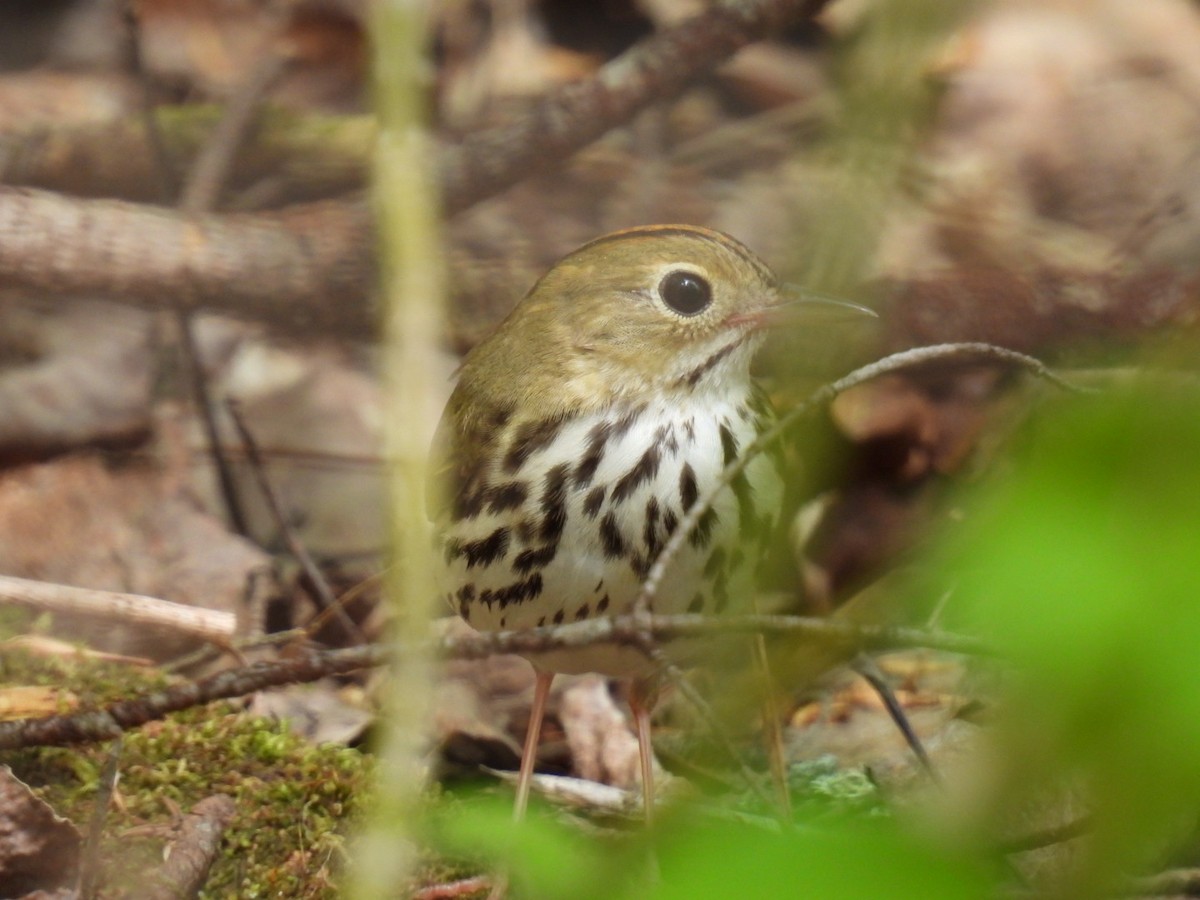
0,0,830,335
0,611,984,751
637,342,1090,610
440,0,831,214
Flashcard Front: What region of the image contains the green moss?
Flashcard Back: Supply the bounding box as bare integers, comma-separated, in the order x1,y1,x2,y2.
3,650,371,899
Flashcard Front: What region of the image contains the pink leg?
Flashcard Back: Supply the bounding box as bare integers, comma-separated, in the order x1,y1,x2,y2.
513,669,554,821
628,678,659,825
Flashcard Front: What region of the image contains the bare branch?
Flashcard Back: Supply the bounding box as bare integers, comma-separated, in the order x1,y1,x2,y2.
0,574,236,644
637,343,1089,610
0,643,388,750
0,610,983,751
0,0,830,334
440,0,831,214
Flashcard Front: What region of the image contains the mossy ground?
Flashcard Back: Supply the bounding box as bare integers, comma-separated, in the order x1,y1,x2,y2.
3,648,372,899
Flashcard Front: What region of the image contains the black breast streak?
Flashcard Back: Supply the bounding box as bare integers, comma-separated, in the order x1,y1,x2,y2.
514,518,538,545
612,404,646,439
456,584,476,620
442,403,517,522
643,496,662,557
513,544,557,573
612,443,661,504
583,485,606,518
599,512,626,559
679,463,699,511
655,423,679,457
539,463,570,543
491,573,544,609
719,421,739,466
689,506,718,549
503,415,565,473
573,420,612,488
680,340,740,388
577,404,646,490
484,481,528,514
459,527,511,568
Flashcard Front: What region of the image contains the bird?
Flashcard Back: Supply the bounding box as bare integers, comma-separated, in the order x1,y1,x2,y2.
430,224,791,822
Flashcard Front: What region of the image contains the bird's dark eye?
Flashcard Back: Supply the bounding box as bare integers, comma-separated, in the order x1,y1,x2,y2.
658,270,712,316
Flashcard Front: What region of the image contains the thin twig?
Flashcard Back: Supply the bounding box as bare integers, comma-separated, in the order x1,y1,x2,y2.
0,573,236,643
0,4,838,332
0,612,984,751
122,2,176,204
171,51,289,537
180,55,289,214
226,400,367,643
77,737,123,899
853,654,938,781
0,643,389,750
458,612,990,659
637,343,1090,611
441,0,830,213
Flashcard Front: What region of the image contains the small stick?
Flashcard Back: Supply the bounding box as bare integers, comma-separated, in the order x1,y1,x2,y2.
0,573,235,643
77,737,123,899
0,614,985,751
0,643,389,750
638,342,1090,610
852,654,938,780
171,32,289,537
226,400,367,643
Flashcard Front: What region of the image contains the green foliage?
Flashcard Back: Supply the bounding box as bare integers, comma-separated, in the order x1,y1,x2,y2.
427,793,616,900
945,382,1200,894
427,788,986,900
4,651,370,899
643,816,987,900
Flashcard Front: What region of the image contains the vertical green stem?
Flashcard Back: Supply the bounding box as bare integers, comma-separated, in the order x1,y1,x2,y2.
347,1,443,896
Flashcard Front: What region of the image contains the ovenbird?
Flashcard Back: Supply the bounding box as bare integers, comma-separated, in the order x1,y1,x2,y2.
432,224,788,820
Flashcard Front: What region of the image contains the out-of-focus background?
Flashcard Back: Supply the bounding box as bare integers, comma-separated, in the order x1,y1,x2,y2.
3,1,1200,897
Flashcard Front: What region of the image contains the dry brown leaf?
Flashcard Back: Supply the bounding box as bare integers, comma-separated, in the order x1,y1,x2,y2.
0,766,81,896
0,451,270,658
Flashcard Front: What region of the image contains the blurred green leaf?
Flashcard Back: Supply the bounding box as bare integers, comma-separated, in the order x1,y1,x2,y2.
948,384,1200,893
640,815,987,900
429,792,621,900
